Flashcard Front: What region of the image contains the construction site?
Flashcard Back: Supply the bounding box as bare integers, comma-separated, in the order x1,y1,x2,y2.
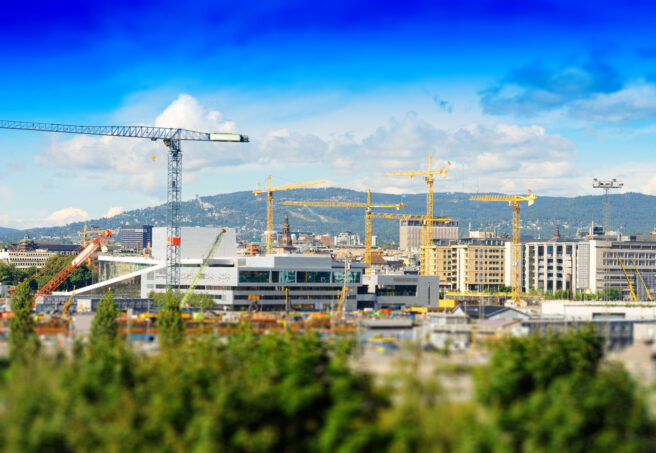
0,120,654,372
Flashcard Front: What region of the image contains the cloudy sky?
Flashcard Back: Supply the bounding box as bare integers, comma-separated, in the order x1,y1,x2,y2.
1,0,656,228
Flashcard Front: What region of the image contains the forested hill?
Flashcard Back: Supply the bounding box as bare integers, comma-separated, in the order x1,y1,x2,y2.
3,189,656,244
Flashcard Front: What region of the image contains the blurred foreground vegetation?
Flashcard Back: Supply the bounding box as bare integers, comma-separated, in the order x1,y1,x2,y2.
1,287,655,452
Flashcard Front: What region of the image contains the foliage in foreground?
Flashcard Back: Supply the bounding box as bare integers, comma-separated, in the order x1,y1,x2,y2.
1,320,655,452
1,329,385,452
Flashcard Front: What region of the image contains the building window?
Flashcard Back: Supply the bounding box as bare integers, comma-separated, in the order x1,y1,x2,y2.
280,271,296,283
239,271,270,283
333,271,361,283
376,285,417,297
296,271,331,283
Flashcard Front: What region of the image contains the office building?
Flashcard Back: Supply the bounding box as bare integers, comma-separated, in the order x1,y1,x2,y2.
120,225,153,250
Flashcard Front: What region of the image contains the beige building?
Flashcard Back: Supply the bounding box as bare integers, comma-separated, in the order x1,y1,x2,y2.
0,249,57,269
399,220,459,251
433,239,506,292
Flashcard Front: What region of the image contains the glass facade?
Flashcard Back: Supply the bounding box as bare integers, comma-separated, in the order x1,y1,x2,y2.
375,285,417,297
296,271,331,283
239,271,270,283
333,271,361,283
99,261,157,282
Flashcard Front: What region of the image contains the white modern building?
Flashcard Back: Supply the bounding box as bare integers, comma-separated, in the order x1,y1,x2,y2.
63,227,437,311
522,241,579,294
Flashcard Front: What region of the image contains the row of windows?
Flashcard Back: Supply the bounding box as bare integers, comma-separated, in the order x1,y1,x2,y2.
238,270,361,284
234,295,356,301
375,285,417,297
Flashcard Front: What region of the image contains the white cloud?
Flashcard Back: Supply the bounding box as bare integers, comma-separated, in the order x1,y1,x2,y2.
34,94,254,195
253,112,580,195
32,94,581,197
570,82,656,123
44,208,89,226
103,206,125,218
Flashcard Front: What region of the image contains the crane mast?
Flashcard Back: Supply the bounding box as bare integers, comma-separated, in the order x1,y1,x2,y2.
469,193,537,304
283,189,405,272
0,120,249,291
386,155,448,276
253,176,326,253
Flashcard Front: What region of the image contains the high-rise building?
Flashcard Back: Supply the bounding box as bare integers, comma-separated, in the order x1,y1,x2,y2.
120,225,153,250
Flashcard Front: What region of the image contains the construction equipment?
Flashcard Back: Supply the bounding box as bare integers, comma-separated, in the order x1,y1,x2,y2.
386,155,448,275
61,287,76,317
36,230,113,299
9,254,72,296
369,213,452,222
616,253,637,301
469,192,537,304
181,229,227,306
0,120,249,291
283,189,405,271
253,176,326,253
592,178,623,235
369,212,452,273
630,257,653,301
78,224,107,246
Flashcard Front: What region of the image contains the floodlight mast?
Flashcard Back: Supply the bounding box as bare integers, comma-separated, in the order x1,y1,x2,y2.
592,178,623,235
0,120,249,291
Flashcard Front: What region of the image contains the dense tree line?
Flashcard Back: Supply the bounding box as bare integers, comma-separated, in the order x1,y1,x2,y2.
2,290,655,452
0,255,92,291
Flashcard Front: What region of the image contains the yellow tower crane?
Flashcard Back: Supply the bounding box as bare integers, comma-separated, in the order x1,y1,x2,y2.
253,176,326,253
283,189,405,271
78,224,111,247
386,155,448,276
469,192,537,304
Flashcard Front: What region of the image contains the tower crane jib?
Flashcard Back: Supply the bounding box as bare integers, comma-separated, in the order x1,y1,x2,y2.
0,119,249,292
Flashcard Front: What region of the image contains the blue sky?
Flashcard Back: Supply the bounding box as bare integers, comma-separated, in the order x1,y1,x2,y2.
1,0,656,228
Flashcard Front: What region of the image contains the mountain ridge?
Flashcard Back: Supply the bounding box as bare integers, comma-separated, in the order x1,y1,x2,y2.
2,189,655,244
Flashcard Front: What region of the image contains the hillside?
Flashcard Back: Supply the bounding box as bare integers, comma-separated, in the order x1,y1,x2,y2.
2,189,656,244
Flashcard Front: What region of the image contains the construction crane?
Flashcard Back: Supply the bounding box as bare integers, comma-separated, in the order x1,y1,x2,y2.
369,212,451,272
61,287,76,318
469,192,537,304
9,254,72,296
252,176,326,253
283,189,405,271
78,224,107,246
616,253,637,301
386,155,448,276
35,230,113,300
0,120,249,291
181,228,227,306
630,257,652,301
369,213,452,222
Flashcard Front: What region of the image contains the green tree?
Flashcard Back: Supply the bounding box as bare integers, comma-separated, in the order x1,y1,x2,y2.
90,290,119,345
156,290,184,349
476,328,655,451
8,282,37,363
186,293,216,310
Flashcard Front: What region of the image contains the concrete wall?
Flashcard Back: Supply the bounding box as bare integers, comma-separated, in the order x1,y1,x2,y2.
152,227,236,260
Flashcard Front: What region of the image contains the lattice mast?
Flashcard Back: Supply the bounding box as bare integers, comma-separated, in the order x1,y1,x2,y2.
283,190,405,272
0,120,248,291
592,178,623,234
469,193,537,303
252,176,326,253
386,155,448,275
